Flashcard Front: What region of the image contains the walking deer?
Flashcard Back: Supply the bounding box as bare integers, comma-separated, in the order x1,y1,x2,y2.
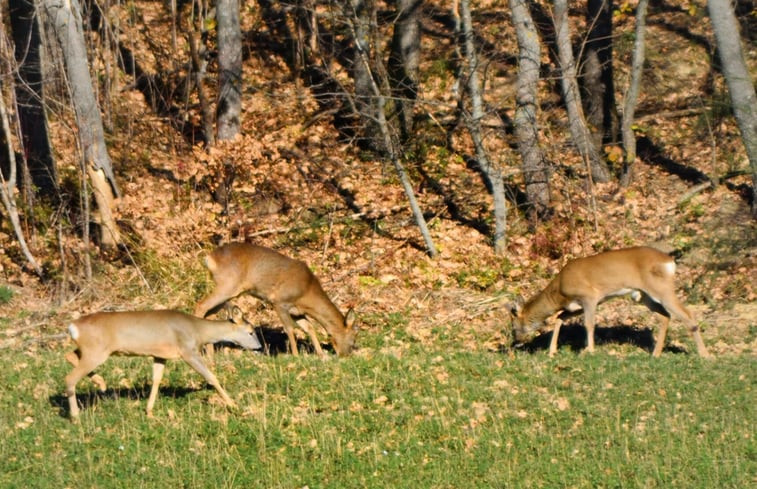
64,308,262,419
194,243,358,357
508,247,711,357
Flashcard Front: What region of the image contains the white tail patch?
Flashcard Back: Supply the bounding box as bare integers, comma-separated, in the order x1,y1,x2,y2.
662,260,676,276
68,323,80,341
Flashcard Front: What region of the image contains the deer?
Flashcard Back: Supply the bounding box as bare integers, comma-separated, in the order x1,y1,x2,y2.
508,246,711,358
194,243,358,357
64,308,262,419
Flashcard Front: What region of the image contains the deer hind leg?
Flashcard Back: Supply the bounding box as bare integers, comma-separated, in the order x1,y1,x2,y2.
582,301,599,353
64,350,109,419
548,320,563,357
195,284,241,360
297,318,325,357
146,359,166,417
275,305,302,356
659,293,711,358
644,281,711,358
639,293,671,357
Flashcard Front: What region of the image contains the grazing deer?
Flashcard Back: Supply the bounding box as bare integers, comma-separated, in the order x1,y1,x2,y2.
64,308,262,419
508,246,711,358
194,243,358,357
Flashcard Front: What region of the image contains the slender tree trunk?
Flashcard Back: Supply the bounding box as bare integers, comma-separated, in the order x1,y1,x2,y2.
707,0,757,217
553,0,609,183
346,5,437,257
510,0,550,219
619,0,649,187
188,28,215,146
216,0,242,141
0,80,43,276
9,0,58,199
460,0,507,253
388,0,421,140
349,0,381,150
43,0,121,247
213,0,242,209
580,0,618,160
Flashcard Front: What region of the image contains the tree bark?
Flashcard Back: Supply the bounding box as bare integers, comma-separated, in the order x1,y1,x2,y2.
388,0,421,140
510,0,550,219
707,0,757,217
580,0,618,167
553,0,609,184
43,0,121,247
348,0,382,151
9,0,58,198
619,0,649,187
216,0,242,141
0,79,43,276
346,4,437,257
460,0,507,253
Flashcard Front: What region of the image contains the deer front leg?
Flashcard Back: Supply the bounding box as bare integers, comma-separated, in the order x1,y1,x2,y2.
146,359,166,417
181,351,236,408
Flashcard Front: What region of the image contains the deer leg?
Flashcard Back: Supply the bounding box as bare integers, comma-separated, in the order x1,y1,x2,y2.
661,295,711,358
548,320,563,357
64,351,109,419
652,316,670,358
582,302,598,353
146,359,166,417
275,305,301,356
181,351,236,408
297,318,325,357
639,293,671,357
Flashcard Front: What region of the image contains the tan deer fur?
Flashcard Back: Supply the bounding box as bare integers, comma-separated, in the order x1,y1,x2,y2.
508,247,711,358
64,309,261,419
194,243,357,357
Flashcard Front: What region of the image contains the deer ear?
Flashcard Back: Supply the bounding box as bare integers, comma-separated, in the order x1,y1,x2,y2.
507,296,524,317
345,308,358,331
229,305,245,324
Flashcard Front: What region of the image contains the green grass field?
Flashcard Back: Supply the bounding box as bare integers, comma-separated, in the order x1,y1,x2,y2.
0,330,754,488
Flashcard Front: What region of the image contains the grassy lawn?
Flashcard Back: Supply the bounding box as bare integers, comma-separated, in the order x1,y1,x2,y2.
0,335,754,488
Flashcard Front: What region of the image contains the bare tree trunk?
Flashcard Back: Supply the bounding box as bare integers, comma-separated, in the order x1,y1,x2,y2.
459,0,507,253
216,0,242,141
213,0,242,209
346,5,437,257
388,0,421,140
349,0,381,150
188,27,215,147
9,0,58,199
43,0,121,248
510,0,550,219
553,0,608,184
580,0,618,168
707,0,757,217
0,80,43,276
619,0,649,188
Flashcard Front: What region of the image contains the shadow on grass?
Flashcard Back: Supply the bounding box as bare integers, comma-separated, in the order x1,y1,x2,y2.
48,383,213,419
252,323,333,357
516,323,688,355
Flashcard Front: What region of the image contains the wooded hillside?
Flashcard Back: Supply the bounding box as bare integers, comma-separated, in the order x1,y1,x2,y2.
1,0,755,355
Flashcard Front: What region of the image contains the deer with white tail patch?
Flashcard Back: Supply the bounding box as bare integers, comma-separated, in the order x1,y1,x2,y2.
508,246,711,358
64,308,261,419
194,243,358,357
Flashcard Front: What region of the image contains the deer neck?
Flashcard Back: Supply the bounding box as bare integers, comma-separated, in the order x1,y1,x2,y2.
522,278,565,327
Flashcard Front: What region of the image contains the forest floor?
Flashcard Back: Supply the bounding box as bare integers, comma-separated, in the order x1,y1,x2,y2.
0,1,755,358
